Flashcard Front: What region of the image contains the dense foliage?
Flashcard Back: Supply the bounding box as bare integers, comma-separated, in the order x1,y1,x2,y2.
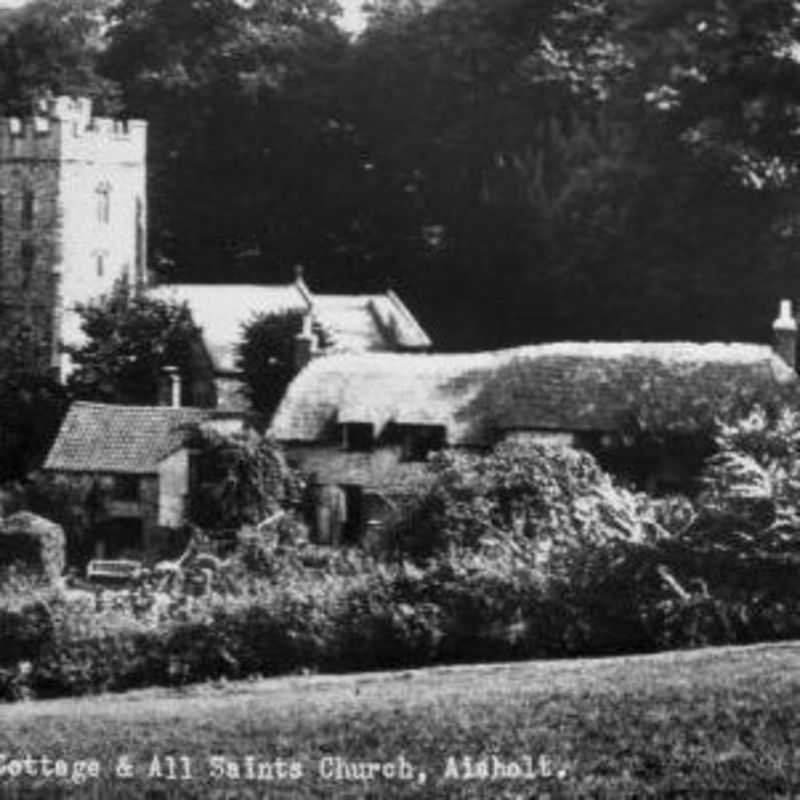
237,310,325,418
2,0,799,346
0,323,68,482
186,426,303,531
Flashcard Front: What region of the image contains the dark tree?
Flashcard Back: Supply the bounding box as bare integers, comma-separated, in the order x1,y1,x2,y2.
67,281,201,405
0,323,68,481
237,310,312,419
0,0,120,115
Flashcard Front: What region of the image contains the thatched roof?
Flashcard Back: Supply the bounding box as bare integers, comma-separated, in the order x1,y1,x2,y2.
270,341,798,446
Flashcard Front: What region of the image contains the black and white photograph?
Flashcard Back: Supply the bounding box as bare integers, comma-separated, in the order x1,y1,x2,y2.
1,0,800,797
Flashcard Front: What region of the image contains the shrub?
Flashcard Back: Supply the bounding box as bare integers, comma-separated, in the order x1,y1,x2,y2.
0,600,53,666
12,423,800,702
187,428,304,532
237,309,332,418
0,512,66,583
397,441,662,560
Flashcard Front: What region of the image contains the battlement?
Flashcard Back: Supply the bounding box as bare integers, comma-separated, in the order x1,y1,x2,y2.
0,96,146,164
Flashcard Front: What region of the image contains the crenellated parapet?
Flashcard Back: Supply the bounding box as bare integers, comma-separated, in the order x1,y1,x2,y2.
0,96,146,164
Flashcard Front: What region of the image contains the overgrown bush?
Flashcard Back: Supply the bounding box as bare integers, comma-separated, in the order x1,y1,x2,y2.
1,473,97,567
397,441,660,558
0,512,66,582
187,427,304,532
622,406,800,648
9,425,800,702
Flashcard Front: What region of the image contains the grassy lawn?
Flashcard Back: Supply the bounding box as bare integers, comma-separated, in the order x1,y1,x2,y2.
1,642,800,798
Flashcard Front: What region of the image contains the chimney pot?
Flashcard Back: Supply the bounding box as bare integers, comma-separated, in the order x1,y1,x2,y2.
293,314,314,371
773,299,797,370
162,365,182,408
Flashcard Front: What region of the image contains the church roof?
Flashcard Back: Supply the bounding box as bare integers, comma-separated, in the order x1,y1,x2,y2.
270,341,798,446
149,279,431,373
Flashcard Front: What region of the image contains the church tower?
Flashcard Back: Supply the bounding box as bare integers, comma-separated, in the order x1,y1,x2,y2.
0,96,147,376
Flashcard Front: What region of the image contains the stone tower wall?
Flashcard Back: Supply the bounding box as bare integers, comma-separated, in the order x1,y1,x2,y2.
0,97,147,374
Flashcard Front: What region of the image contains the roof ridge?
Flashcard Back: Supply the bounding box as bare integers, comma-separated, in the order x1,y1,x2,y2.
385,290,433,348
69,400,217,413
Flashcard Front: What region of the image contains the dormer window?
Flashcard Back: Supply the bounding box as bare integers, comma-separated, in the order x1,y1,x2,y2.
342,422,373,452
399,424,446,462
96,182,111,223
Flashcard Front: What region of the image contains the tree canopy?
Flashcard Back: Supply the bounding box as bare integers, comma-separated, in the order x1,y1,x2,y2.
2,0,800,350
0,323,67,481
67,281,201,405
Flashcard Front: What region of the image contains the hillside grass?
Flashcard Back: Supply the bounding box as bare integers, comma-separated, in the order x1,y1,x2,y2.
1,642,800,798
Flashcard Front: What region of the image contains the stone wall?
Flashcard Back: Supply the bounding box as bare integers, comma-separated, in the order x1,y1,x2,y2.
0,98,147,376
0,158,62,367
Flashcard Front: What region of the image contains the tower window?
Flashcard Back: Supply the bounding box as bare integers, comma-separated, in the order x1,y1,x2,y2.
0,195,4,269
20,241,34,289
96,183,111,223
96,253,105,277
22,188,34,230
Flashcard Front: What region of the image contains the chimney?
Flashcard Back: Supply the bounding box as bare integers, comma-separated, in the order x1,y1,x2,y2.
160,365,182,408
772,299,797,369
293,313,314,371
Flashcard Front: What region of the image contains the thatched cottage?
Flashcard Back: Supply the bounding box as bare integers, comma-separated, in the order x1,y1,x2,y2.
271,306,800,543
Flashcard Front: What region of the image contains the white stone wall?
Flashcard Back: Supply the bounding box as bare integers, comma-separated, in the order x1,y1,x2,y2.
58,152,146,312
157,448,191,528
0,99,147,375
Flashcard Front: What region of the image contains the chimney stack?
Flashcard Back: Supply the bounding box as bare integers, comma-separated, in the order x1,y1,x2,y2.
293,313,314,372
161,365,182,408
772,299,797,370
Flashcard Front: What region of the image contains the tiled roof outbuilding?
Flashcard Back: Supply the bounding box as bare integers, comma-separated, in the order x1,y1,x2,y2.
44,403,218,474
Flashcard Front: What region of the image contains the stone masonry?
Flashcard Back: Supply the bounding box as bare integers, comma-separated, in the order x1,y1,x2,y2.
0,96,147,375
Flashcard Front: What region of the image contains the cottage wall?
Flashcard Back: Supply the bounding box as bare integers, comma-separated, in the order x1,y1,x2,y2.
501,431,576,447
138,476,161,557
286,444,431,491
157,449,190,529
214,375,250,411
285,443,434,543
46,471,164,563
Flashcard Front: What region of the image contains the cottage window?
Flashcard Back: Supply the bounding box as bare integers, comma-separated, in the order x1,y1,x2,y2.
400,424,446,462
342,422,373,452
0,194,4,269
96,183,111,223
22,187,34,230
112,475,140,502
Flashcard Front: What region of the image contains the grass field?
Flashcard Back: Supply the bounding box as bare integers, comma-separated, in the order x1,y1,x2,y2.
1,642,800,798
